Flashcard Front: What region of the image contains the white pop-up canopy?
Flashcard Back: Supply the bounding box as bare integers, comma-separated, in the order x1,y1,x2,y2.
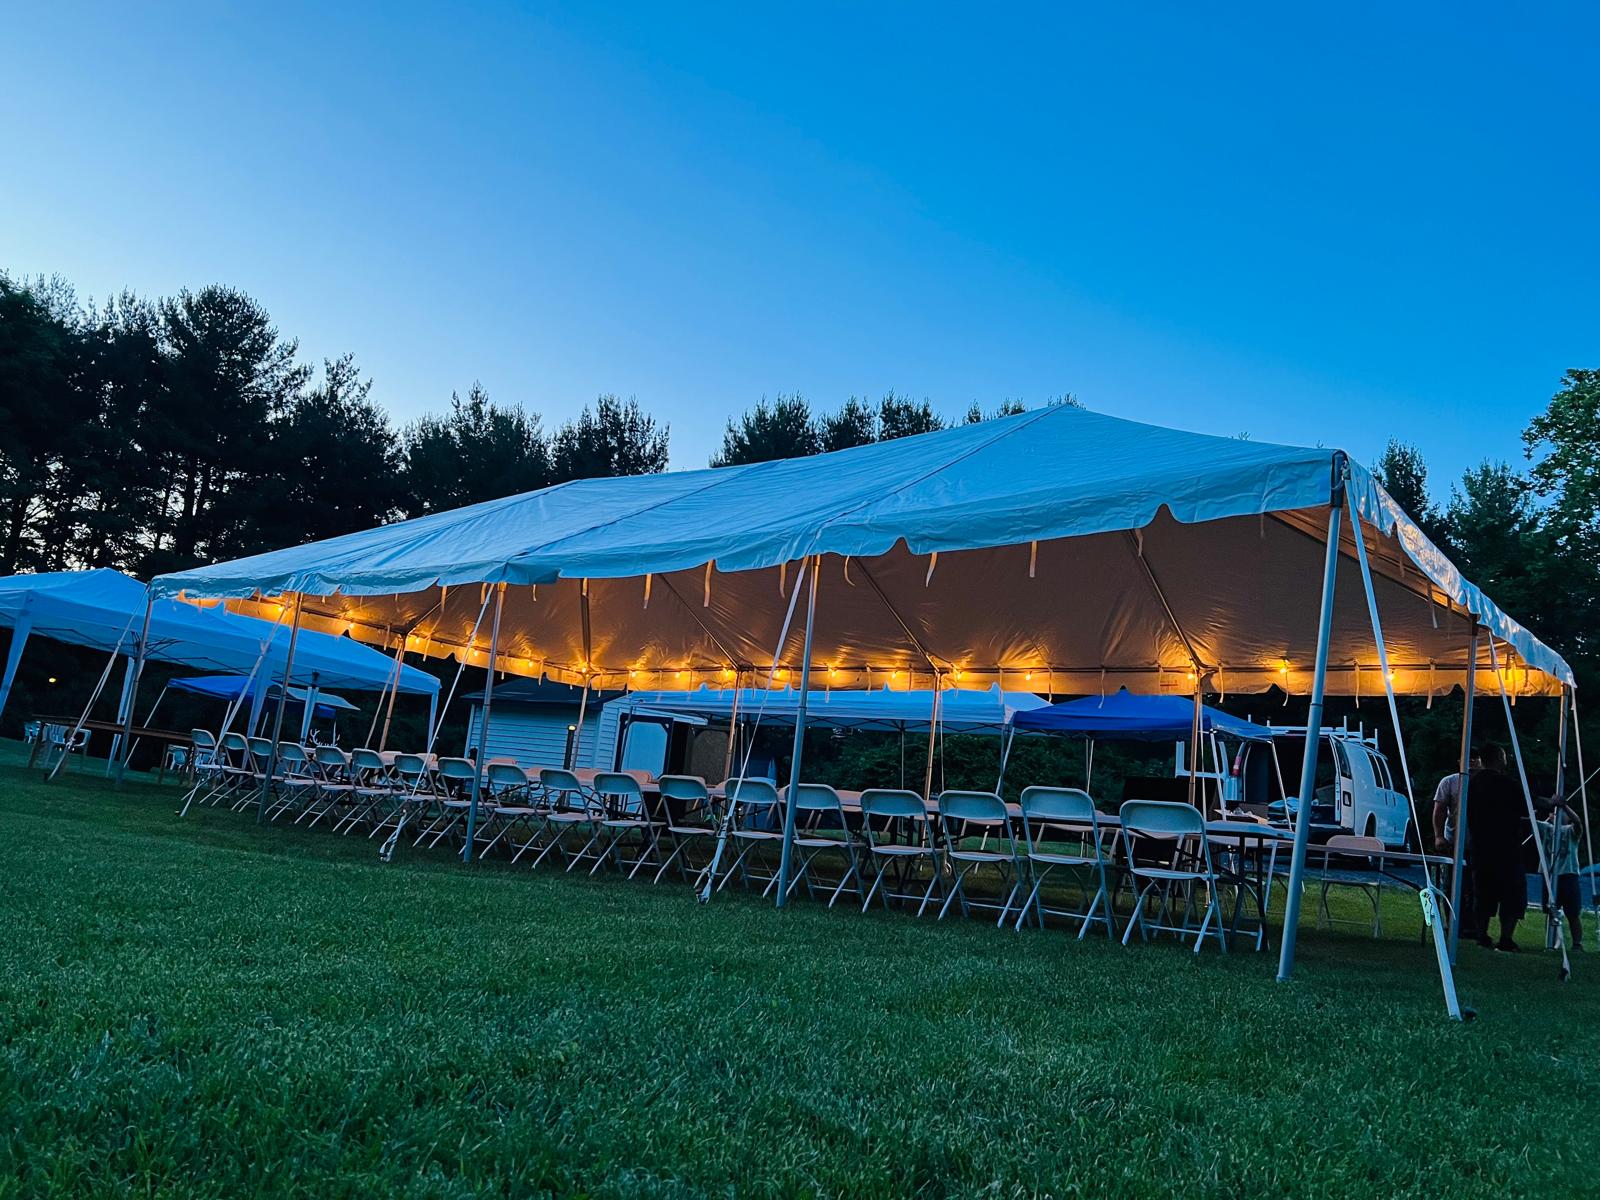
610,684,1049,732
0,569,439,722
149,406,1570,698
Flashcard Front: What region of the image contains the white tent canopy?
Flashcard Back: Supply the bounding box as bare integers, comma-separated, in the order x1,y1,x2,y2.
0,569,439,722
150,406,1571,698
608,684,1049,732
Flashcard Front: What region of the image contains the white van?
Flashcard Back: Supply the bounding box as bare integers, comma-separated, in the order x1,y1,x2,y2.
1213,721,1414,848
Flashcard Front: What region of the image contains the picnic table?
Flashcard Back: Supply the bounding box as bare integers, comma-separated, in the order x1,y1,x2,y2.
29,715,194,781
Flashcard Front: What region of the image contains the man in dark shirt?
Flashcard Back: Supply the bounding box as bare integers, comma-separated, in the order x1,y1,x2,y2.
1466,744,1530,951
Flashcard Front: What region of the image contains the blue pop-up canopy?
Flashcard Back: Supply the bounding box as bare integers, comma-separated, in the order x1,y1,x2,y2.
169,675,358,720
1011,688,1273,741
0,569,439,721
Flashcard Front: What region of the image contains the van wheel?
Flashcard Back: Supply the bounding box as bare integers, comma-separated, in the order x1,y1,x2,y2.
1364,816,1377,840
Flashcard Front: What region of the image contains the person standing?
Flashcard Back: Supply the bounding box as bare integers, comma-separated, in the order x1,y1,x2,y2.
1537,802,1585,952
1466,744,1530,951
1433,748,1483,939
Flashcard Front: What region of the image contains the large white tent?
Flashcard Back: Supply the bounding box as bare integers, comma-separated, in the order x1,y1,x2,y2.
145,405,1578,988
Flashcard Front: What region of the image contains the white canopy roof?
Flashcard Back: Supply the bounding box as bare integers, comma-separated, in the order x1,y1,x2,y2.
608,684,1048,732
149,406,1572,698
0,569,438,695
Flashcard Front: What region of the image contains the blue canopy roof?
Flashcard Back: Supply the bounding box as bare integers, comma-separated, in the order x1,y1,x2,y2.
0,570,438,695
1011,689,1273,741
169,675,358,718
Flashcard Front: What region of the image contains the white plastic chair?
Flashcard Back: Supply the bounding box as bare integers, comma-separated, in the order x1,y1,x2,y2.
716,779,784,894
652,775,721,885
531,767,606,871
1119,800,1226,953
780,783,864,907
1015,786,1113,938
937,790,1024,925
859,789,943,916
592,771,661,879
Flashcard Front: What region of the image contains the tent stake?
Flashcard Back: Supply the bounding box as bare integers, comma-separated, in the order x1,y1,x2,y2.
1277,463,1345,983
775,556,820,908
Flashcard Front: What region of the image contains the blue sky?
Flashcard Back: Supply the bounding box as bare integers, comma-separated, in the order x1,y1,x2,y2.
4,2,1596,490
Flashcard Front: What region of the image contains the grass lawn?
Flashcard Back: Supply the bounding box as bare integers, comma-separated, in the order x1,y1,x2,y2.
1,742,1595,1198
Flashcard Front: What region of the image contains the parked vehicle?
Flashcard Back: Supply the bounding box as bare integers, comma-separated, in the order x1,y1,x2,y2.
1215,720,1413,847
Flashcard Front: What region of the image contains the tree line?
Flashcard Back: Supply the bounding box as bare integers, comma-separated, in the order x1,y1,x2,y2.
0,273,670,578
3,268,1595,703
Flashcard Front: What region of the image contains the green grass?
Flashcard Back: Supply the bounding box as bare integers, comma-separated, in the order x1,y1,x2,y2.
1,743,1595,1198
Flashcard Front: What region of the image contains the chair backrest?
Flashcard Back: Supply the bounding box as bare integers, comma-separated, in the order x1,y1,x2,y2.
789,782,843,813
593,771,644,800
436,757,478,789
191,729,218,752
1119,799,1205,839
540,767,585,794
1019,786,1099,854
1020,785,1097,826
314,745,349,772
349,747,387,774
727,778,779,810
938,790,1008,826
1325,834,1384,855
393,753,430,783
219,732,250,758
658,774,710,803
246,737,274,763
860,788,929,821
486,761,528,790
277,742,310,767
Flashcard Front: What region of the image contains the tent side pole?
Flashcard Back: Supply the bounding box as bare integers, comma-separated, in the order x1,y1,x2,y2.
0,615,31,724
1573,691,1593,875
1552,684,1572,947
922,673,942,801
1447,625,1478,963
256,596,304,823
1187,686,1203,811
775,556,819,909
462,582,505,864
1276,484,1344,983
106,654,136,774
114,593,155,788
298,674,320,742
721,671,743,782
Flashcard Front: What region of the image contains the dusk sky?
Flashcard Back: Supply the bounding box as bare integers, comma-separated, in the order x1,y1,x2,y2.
6,2,1597,490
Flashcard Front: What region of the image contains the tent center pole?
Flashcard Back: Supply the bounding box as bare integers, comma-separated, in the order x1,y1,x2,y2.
776,557,819,909
1448,625,1478,963
1277,466,1345,983
462,582,505,864
256,595,305,823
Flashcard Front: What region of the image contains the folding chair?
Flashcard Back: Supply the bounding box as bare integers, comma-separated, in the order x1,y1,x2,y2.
1015,786,1113,938
374,752,437,859
264,742,318,821
1119,800,1226,953
476,761,541,860
716,779,785,894
332,747,396,835
1310,834,1388,937
531,767,607,871
652,775,722,885
417,757,481,849
937,790,1024,925
592,771,662,879
214,733,259,809
859,789,944,916
779,783,864,906
300,745,356,828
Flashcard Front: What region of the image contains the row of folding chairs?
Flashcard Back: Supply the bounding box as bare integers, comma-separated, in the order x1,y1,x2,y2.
709,781,1234,952
183,729,1238,950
